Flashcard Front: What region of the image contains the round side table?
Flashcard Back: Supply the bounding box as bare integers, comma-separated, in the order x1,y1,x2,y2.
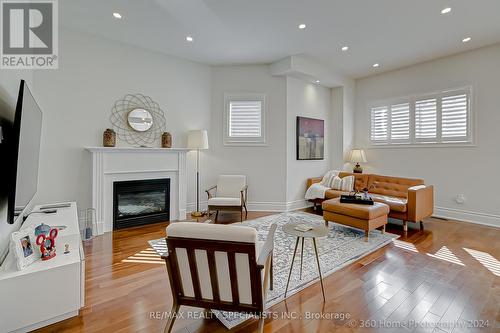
283,221,329,301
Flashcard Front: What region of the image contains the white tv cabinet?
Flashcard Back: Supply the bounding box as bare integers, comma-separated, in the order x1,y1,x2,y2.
0,202,85,332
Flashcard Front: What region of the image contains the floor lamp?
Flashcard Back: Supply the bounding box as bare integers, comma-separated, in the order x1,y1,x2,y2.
187,130,209,217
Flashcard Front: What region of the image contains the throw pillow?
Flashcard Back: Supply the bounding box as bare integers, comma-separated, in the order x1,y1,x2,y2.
331,176,342,190
340,175,355,191
330,175,355,192
320,170,338,187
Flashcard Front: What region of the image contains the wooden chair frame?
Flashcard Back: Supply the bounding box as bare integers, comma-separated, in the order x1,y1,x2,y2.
162,223,276,333
206,184,248,222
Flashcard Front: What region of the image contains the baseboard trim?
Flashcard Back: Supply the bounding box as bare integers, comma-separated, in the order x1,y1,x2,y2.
286,199,314,211
433,206,500,228
187,201,208,213
246,201,287,212
187,201,500,228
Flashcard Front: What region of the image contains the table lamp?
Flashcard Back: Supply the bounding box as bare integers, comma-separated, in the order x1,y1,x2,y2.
348,149,367,173
187,130,209,217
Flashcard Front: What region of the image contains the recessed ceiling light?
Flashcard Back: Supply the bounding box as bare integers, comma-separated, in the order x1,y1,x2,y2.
341,46,349,51
298,24,306,29
315,80,320,83
373,63,380,68
112,12,122,19
441,7,452,14
186,36,193,42
462,37,471,43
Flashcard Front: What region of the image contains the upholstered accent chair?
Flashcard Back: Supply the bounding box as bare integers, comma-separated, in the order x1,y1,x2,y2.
162,222,276,333
206,175,248,222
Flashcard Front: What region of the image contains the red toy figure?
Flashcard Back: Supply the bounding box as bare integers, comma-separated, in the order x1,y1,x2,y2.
36,228,58,261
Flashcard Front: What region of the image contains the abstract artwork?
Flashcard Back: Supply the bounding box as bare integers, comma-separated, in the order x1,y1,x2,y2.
296,116,324,160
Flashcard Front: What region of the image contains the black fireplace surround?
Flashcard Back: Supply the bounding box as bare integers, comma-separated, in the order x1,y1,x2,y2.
113,178,170,229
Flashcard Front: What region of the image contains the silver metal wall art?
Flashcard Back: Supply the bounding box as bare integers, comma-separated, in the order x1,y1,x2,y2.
110,94,166,147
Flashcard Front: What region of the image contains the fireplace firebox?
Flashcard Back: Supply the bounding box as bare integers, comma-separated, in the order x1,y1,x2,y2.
113,178,170,229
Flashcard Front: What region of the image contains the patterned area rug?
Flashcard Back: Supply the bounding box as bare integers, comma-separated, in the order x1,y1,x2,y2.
149,211,398,329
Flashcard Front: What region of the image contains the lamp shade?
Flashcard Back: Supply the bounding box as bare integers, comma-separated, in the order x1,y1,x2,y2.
187,130,209,150
348,149,367,163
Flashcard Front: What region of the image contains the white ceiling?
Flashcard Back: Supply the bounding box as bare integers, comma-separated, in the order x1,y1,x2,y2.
61,0,500,78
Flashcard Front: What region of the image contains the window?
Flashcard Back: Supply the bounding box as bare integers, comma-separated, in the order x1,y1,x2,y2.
224,93,266,145
370,88,472,145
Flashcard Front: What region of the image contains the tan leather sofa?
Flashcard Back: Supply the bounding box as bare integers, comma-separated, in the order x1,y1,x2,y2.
307,172,434,231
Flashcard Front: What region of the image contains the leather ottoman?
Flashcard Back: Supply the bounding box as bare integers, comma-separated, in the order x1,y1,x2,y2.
322,198,390,241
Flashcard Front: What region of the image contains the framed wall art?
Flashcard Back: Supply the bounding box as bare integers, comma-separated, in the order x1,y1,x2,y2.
296,116,324,160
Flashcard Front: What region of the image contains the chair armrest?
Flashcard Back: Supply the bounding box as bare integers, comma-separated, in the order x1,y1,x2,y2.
205,185,217,199
257,223,277,269
307,177,323,189
407,185,434,222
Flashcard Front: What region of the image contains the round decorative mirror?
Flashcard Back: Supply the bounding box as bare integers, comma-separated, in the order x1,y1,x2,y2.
127,108,153,132
110,94,166,146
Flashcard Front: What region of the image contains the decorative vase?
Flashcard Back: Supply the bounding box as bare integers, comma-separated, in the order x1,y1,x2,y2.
103,128,116,147
161,132,172,148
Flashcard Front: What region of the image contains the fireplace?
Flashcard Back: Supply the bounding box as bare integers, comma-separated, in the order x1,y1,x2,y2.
113,178,170,229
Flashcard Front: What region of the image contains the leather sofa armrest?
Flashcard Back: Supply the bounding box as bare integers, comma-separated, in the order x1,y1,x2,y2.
407,185,434,222
307,177,323,189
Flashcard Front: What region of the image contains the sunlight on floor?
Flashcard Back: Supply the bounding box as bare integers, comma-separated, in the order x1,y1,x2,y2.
427,246,465,266
121,248,164,264
463,248,500,276
392,239,419,252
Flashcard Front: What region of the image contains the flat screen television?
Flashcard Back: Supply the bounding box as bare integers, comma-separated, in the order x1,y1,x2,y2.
6,80,43,223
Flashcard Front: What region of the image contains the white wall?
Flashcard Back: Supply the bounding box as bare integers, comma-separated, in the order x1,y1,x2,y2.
330,80,356,171
32,28,212,214
207,65,287,211
354,44,500,227
0,70,34,263
285,77,331,207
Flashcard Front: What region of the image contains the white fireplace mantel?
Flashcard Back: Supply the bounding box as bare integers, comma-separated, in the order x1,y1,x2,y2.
86,147,189,234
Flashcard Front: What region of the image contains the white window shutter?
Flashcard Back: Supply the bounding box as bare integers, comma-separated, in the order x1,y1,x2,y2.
229,100,262,137
415,98,437,141
369,87,471,146
390,103,410,141
370,106,388,142
441,93,468,141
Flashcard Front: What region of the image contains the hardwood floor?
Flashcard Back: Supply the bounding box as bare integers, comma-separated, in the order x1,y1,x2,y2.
35,210,499,333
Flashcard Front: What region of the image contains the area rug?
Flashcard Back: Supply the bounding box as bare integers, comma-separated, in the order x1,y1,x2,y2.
149,211,398,329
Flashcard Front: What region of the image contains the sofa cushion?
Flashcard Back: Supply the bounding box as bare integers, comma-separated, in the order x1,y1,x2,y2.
370,194,407,212
325,189,347,199
322,198,390,220
367,174,423,198
208,197,242,206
